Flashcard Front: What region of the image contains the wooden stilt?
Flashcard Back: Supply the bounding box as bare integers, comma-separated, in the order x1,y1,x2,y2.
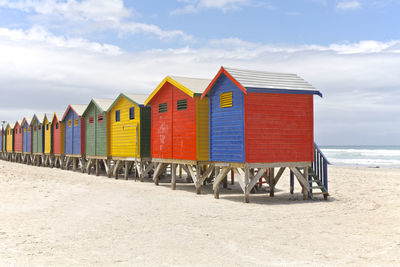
212,167,230,199
171,163,176,190
195,165,201,194
95,159,99,176
124,161,129,180
244,168,250,203
72,158,77,171
269,168,275,197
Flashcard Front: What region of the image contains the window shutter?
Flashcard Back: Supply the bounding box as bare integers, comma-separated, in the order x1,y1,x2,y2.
220,92,233,108
177,99,187,110
115,110,120,122
159,103,167,113
98,114,104,123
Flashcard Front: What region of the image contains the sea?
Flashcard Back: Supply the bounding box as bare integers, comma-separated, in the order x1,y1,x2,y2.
320,146,400,168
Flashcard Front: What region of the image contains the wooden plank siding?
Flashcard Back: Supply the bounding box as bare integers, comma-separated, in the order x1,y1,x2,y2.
109,97,141,158
6,125,13,152
84,102,108,157
150,83,173,159
244,93,314,163
195,96,209,161
139,107,151,158
31,117,44,153
52,115,64,155
209,74,245,162
22,121,32,153
64,108,85,155
44,117,53,154
13,122,23,152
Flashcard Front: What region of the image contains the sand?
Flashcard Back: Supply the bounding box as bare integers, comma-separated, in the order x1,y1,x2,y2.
0,160,399,266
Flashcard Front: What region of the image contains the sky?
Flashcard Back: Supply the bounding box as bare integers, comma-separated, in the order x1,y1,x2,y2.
0,0,399,145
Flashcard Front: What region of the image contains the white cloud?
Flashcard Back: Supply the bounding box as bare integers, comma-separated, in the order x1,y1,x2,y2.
172,0,251,14
0,28,400,145
336,1,361,10
0,0,191,41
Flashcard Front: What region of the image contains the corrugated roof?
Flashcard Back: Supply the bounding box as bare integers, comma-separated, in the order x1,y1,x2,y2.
54,112,64,121
124,94,149,105
33,114,45,123
70,104,87,116
92,98,114,111
44,113,53,122
224,67,317,92
170,76,212,94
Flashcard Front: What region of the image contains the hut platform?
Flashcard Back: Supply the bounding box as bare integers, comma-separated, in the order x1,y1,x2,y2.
151,158,214,194
107,157,152,181
63,154,86,173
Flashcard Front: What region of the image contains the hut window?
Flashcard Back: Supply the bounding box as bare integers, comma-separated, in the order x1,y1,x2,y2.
129,107,135,120
34,126,37,131
220,92,233,108
19,128,21,134
115,110,120,122
24,128,26,133
159,103,167,113
28,127,30,132
98,114,104,123
46,124,49,130
89,116,94,124
38,125,41,130
74,118,79,126
68,120,72,127
56,123,59,129
177,99,187,110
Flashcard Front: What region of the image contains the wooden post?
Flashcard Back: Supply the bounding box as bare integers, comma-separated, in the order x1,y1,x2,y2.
290,170,294,194
269,168,275,197
171,163,176,190
231,170,234,185
179,165,182,178
303,167,309,200
72,158,77,171
195,165,201,194
244,167,250,203
124,161,129,180
95,159,99,176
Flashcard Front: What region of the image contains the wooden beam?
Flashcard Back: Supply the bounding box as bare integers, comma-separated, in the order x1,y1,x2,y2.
233,168,246,192
95,159,99,176
141,162,154,182
289,167,310,196
248,168,267,194
185,164,197,184
113,160,121,179
124,161,129,180
274,167,285,185
153,163,167,185
212,167,231,199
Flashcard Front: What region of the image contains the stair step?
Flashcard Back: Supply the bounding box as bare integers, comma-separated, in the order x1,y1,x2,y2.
312,192,329,195
310,186,325,190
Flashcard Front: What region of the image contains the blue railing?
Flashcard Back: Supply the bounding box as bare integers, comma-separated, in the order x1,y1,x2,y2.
290,142,330,195
312,142,330,191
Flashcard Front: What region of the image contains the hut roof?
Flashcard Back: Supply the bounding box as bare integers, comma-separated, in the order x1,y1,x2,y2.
93,98,114,111
201,66,322,98
43,113,54,122
144,76,211,106
52,112,64,122
107,93,148,112
21,116,31,126
31,114,45,125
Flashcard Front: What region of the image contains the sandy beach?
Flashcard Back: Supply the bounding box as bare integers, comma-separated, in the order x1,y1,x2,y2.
0,160,399,266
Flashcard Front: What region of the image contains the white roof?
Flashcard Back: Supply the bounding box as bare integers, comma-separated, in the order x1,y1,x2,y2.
170,76,212,94
70,104,87,116
33,114,45,124
224,67,317,92
124,94,149,105
53,112,64,121
92,98,114,111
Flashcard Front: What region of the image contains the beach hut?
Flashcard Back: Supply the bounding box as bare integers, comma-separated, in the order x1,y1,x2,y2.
13,121,23,162
201,66,328,202
42,113,54,167
62,104,87,171
82,98,113,176
5,123,14,161
107,93,151,179
52,112,65,168
31,114,45,165
21,117,32,164
144,76,212,192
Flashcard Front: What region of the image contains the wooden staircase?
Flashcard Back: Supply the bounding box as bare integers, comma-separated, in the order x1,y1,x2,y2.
290,142,330,199
308,143,330,199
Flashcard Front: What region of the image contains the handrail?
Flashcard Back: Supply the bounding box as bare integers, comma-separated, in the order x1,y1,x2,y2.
312,142,329,191
313,142,330,165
